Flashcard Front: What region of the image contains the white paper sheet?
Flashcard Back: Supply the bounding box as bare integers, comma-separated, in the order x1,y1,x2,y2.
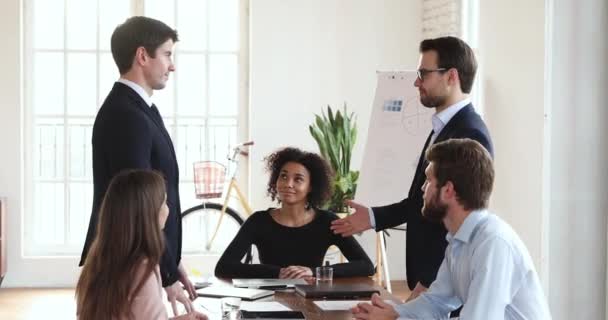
313,300,398,311
195,297,221,314
241,301,293,312
313,300,368,311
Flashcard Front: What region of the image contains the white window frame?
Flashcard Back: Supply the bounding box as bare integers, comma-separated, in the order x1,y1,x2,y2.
23,0,249,257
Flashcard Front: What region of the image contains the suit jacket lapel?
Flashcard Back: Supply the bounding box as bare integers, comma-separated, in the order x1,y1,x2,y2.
148,104,175,150
115,83,177,159
151,108,177,159
410,104,474,194
411,130,434,188
433,104,473,143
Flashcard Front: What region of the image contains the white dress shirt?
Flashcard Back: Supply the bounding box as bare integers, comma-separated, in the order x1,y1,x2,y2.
395,209,552,320
429,98,470,143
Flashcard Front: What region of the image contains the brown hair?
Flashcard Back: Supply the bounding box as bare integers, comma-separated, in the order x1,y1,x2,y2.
425,138,494,210
76,169,166,320
265,147,333,209
419,36,477,93
111,16,179,74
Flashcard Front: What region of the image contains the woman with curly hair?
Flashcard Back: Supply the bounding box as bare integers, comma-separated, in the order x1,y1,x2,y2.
76,169,206,320
215,147,374,279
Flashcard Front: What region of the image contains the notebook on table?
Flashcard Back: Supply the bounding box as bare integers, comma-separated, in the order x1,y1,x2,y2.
232,278,307,289
196,286,274,300
240,301,305,319
294,284,380,299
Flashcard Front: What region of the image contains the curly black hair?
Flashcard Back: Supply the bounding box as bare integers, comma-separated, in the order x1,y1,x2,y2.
265,147,333,209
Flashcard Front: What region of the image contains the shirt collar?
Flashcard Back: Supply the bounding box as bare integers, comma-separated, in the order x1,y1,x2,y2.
431,98,471,134
117,78,153,107
446,208,488,244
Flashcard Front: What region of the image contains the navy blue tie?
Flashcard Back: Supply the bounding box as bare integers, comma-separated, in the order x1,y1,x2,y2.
150,104,164,124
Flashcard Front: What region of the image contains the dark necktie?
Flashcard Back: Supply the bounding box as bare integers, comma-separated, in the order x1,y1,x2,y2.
150,104,174,153
150,104,164,124
424,130,434,151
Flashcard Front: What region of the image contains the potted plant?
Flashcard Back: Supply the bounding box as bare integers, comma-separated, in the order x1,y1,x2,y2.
309,104,359,214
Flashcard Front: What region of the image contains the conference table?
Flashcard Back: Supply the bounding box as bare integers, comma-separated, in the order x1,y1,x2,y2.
199,277,404,320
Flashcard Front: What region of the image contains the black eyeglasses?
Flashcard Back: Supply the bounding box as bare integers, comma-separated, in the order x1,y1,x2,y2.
416,68,447,81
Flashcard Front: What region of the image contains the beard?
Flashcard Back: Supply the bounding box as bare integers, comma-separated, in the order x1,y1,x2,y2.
420,92,448,109
422,191,448,223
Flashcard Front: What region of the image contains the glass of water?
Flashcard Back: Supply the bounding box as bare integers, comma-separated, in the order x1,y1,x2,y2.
221,297,241,320
315,266,333,285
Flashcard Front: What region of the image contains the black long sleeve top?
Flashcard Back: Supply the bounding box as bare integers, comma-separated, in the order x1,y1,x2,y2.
214,208,375,279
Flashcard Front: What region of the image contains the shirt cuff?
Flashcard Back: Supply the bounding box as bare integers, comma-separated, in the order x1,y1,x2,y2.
369,207,376,229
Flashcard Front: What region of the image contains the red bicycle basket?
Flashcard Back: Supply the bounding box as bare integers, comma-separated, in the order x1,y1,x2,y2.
193,161,226,199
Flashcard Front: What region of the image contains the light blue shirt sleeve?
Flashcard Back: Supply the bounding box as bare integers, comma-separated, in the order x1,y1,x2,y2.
395,212,550,319
369,207,376,229
394,257,460,319
459,237,515,319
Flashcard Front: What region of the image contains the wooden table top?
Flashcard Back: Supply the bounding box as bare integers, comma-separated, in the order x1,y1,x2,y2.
213,277,402,320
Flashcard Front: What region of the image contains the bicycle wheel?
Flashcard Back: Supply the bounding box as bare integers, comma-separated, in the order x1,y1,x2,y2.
181,203,252,264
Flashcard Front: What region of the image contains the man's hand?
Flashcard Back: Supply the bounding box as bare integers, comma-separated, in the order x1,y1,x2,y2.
278,266,313,279
351,293,399,320
406,282,428,302
171,311,208,320
330,200,372,237
165,281,194,316
178,262,197,300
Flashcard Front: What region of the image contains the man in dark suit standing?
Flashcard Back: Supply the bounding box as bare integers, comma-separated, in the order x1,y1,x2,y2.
80,16,196,314
331,36,494,301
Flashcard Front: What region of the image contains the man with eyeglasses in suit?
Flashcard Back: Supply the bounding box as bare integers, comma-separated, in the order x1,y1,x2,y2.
331,37,494,315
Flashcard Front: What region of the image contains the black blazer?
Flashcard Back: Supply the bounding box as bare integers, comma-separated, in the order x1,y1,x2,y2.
372,104,493,290
79,82,182,287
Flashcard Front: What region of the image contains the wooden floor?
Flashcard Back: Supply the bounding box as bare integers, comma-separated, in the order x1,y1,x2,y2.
0,288,77,320
0,281,409,320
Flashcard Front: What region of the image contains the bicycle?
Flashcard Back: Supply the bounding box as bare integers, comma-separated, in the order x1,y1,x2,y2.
181,141,254,263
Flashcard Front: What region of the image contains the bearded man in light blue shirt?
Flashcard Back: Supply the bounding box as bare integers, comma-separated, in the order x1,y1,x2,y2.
352,138,551,320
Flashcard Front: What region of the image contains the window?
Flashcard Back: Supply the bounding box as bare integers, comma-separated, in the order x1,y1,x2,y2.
24,0,248,255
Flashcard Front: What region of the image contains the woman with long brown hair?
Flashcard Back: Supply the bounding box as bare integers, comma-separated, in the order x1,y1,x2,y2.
76,169,206,320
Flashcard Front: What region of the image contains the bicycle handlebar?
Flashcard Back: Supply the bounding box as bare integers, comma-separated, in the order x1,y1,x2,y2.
230,141,254,160
240,141,254,147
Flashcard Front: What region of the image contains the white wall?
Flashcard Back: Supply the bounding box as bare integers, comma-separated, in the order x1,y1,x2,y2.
479,0,608,318
249,0,422,280
479,0,548,277
548,0,608,319
0,0,26,287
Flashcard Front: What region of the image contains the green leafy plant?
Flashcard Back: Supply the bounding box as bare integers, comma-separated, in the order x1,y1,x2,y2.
309,104,359,213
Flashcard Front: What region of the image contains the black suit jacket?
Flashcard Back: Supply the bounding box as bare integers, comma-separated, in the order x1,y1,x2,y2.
372,104,493,290
79,82,182,287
